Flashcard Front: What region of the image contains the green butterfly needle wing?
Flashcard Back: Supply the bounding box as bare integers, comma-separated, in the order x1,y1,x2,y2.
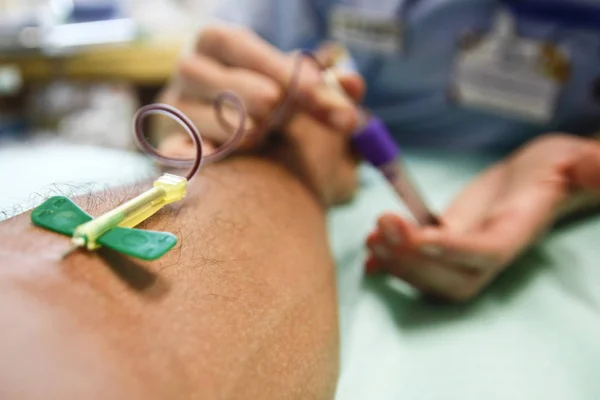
31,196,93,236
32,196,177,260
97,227,178,261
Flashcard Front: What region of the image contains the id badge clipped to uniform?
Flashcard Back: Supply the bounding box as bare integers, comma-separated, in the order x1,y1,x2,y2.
451,10,570,123
329,3,404,54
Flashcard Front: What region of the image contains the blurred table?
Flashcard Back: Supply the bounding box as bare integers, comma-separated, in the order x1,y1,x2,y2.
0,138,156,219
0,40,183,84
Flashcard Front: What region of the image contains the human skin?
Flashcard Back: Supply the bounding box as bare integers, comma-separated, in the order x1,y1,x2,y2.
367,134,600,301
0,157,341,400
160,23,600,302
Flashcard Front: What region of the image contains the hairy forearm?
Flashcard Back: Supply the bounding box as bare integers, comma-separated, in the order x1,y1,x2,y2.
0,157,339,400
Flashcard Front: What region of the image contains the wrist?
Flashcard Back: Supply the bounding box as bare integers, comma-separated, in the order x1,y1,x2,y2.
260,134,329,208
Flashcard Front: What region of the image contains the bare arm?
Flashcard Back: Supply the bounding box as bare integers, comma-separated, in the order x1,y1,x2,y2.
0,156,339,400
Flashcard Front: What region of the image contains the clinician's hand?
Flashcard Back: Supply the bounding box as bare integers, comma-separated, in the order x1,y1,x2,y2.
267,110,361,206
365,135,600,301
156,25,363,155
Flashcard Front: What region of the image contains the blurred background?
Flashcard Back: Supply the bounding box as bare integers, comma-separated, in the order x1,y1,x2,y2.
0,0,216,148
0,0,219,213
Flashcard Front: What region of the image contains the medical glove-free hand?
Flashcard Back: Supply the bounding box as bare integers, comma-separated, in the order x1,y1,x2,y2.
156,25,363,156
366,134,600,301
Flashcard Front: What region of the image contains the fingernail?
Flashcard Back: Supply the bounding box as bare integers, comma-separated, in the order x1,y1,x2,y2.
372,244,392,260
330,109,355,131
420,245,444,258
380,220,403,246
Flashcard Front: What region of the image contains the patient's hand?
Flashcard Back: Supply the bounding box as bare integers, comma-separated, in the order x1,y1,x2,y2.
365,134,600,301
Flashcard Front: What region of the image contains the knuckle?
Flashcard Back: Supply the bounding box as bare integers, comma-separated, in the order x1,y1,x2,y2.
197,24,251,53
197,24,233,51
176,56,196,78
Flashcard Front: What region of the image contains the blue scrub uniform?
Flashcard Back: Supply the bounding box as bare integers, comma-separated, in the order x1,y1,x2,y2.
214,0,600,153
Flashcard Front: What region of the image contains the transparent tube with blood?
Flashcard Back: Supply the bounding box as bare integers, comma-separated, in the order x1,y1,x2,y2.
379,157,441,226
322,68,439,226
352,111,440,227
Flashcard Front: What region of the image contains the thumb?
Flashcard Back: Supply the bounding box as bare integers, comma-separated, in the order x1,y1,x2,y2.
337,71,366,103
313,41,365,101
284,50,364,133
305,71,364,133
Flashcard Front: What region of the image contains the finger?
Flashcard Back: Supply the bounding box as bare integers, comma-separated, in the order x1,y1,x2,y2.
374,214,485,272
336,71,366,103
398,261,484,302
177,53,281,119
313,41,346,69
197,26,357,132
368,223,489,300
367,227,418,279
197,25,306,89
160,92,241,142
414,229,512,271
157,93,261,154
197,26,322,102
376,214,414,250
157,134,196,158
567,141,600,190
306,71,365,134
365,255,383,274
158,133,216,158
372,216,488,276
291,55,360,133
370,238,486,301
312,41,365,101
367,236,471,298
417,183,566,268
307,85,359,133
310,71,365,108
366,231,395,260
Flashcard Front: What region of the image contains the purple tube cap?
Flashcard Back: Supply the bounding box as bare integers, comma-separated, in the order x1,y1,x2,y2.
352,117,400,167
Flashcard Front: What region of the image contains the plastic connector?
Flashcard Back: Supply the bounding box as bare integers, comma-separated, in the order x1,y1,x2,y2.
154,173,187,204
72,174,188,250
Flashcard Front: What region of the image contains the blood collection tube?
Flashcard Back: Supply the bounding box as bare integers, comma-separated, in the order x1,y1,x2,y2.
352,115,440,226
323,69,440,226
